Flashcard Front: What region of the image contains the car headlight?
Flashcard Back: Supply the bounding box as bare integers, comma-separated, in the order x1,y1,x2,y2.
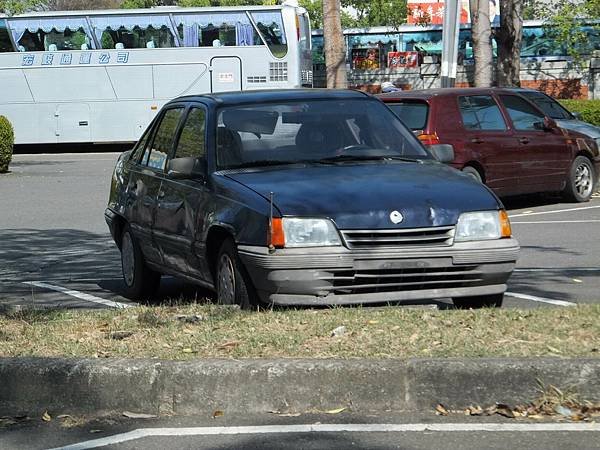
455,210,512,242
270,217,341,248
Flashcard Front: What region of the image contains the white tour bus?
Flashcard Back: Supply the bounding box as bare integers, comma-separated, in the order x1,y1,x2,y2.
0,3,312,144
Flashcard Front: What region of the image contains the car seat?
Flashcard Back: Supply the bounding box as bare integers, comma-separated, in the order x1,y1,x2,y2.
295,121,344,155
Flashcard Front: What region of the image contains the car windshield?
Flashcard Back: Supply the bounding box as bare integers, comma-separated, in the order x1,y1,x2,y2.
386,101,429,131
215,99,430,170
520,91,574,120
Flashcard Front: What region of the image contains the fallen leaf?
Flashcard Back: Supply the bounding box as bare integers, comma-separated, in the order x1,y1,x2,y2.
90,429,103,434
278,412,302,417
107,330,134,340
122,411,157,419
466,405,483,416
57,414,71,419
176,314,205,323
572,279,583,283
546,345,562,354
325,407,346,414
182,348,194,353
435,404,449,416
495,403,515,418
217,340,241,350
528,414,544,419
212,410,224,418
42,411,52,422
366,320,379,325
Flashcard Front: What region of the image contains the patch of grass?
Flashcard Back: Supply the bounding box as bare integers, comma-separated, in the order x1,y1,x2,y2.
0,304,598,359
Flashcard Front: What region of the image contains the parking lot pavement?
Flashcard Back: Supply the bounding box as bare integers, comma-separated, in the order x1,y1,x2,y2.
2,412,600,450
1,153,599,311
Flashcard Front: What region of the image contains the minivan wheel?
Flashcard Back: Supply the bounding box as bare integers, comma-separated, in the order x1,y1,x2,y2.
563,156,595,202
121,225,160,300
462,166,483,183
452,294,503,309
215,239,257,310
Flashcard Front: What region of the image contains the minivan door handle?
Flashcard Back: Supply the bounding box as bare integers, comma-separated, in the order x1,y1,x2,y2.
519,137,530,144
471,138,484,144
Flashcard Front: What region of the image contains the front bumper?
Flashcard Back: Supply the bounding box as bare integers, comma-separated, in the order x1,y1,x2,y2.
238,238,519,305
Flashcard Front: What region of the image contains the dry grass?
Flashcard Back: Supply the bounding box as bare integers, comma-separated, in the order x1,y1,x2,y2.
0,304,598,359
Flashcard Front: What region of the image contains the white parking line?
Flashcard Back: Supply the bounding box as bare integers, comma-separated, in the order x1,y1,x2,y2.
510,205,600,218
515,268,600,272
48,423,600,450
505,291,576,307
23,281,132,309
512,220,600,224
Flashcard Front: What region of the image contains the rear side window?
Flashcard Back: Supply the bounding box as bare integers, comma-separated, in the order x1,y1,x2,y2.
387,102,429,130
499,95,545,131
519,91,573,120
458,96,507,131
143,108,184,171
0,20,13,52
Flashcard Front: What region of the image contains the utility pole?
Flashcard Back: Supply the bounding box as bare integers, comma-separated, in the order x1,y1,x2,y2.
441,0,462,87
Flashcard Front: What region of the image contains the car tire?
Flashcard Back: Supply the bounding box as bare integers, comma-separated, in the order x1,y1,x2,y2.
452,294,503,309
563,156,596,203
120,225,161,300
462,166,483,183
215,238,258,310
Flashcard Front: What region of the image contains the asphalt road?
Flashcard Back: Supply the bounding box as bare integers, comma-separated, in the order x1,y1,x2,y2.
1,152,599,311
2,412,599,450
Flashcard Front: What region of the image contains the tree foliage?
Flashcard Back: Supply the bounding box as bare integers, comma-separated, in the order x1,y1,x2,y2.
341,0,407,29
0,0,43,15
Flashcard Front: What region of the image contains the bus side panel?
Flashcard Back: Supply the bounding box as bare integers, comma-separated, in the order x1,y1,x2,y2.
153,63,210,98
0,69,34,102
5,104,59,145
90,101,160,143
106,66,154,100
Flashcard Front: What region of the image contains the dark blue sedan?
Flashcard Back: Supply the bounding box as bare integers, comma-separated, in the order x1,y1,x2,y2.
105,89,519,309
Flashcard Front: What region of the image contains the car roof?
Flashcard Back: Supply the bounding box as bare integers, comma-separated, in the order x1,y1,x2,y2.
169,89,372,107
378,87,541,101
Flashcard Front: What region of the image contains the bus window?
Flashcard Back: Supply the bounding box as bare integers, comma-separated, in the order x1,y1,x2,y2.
251,11,287,58
0,19,13,52
91,15,176,49
174,13,258,47
297,13,310,52
8,18,94,51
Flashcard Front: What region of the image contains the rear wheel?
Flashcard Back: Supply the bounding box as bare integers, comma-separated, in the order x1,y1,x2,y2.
452,294,503,309
462,165,483,183
563,156,595,202
121,225,160,300
215,238,258,310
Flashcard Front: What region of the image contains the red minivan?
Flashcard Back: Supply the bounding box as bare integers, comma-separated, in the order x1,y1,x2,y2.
379,88,599,202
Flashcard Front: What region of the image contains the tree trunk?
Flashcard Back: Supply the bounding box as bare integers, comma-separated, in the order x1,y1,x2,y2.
496,0,523,87
469,0,493,87
322,0,347,89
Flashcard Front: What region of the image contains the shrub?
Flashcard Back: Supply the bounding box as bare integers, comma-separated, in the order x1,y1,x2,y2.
0,115,14,173
559,99,600,127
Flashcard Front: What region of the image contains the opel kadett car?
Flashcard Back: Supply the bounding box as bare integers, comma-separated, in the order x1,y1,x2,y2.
105,89,519,309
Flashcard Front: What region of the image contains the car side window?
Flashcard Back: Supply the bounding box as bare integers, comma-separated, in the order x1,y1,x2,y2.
173,107,207,160
130,126,153,164
458,96,507,131
143,108,184,171
499,95,545,131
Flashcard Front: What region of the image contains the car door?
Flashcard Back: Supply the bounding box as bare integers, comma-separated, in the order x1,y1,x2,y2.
456,95,520,194
121,118,165,265
153,104,213,283
498,94,571,192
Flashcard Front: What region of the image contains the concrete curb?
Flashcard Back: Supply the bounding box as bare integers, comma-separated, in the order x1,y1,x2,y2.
1,358,599,416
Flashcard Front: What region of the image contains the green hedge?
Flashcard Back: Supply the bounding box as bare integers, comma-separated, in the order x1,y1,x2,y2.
559,99,600,127
0,115,14,173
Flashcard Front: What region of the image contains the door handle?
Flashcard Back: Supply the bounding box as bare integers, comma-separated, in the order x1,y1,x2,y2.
519,137,530,144
471,138,484,144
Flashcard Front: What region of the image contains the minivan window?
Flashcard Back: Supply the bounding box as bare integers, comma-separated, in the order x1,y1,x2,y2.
174,107,206,159
519,91,573,120
387,101,429,130
458,96,507,131
144,108,184,170
500,95,545,131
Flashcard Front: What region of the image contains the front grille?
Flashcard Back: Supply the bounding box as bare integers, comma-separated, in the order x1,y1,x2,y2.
269,62,288,81
341,226,455,249
326,265,481,295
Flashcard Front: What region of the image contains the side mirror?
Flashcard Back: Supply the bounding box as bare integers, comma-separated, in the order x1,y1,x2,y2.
533,118,558,132
428,144,455,163
167,157,206,180
572,111,582,120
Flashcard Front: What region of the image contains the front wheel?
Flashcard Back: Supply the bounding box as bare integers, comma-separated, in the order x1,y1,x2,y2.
121,225,161,300
215,239,258,310
563,156,596,202
452,294,503,309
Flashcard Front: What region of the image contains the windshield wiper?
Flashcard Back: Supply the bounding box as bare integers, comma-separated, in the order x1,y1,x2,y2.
225,160,301,169
316,154,423,164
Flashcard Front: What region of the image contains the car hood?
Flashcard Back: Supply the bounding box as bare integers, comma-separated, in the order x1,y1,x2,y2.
224,162,500,229
556,119,600,140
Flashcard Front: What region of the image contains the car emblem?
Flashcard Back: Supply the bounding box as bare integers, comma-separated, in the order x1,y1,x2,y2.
389,210,404,224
